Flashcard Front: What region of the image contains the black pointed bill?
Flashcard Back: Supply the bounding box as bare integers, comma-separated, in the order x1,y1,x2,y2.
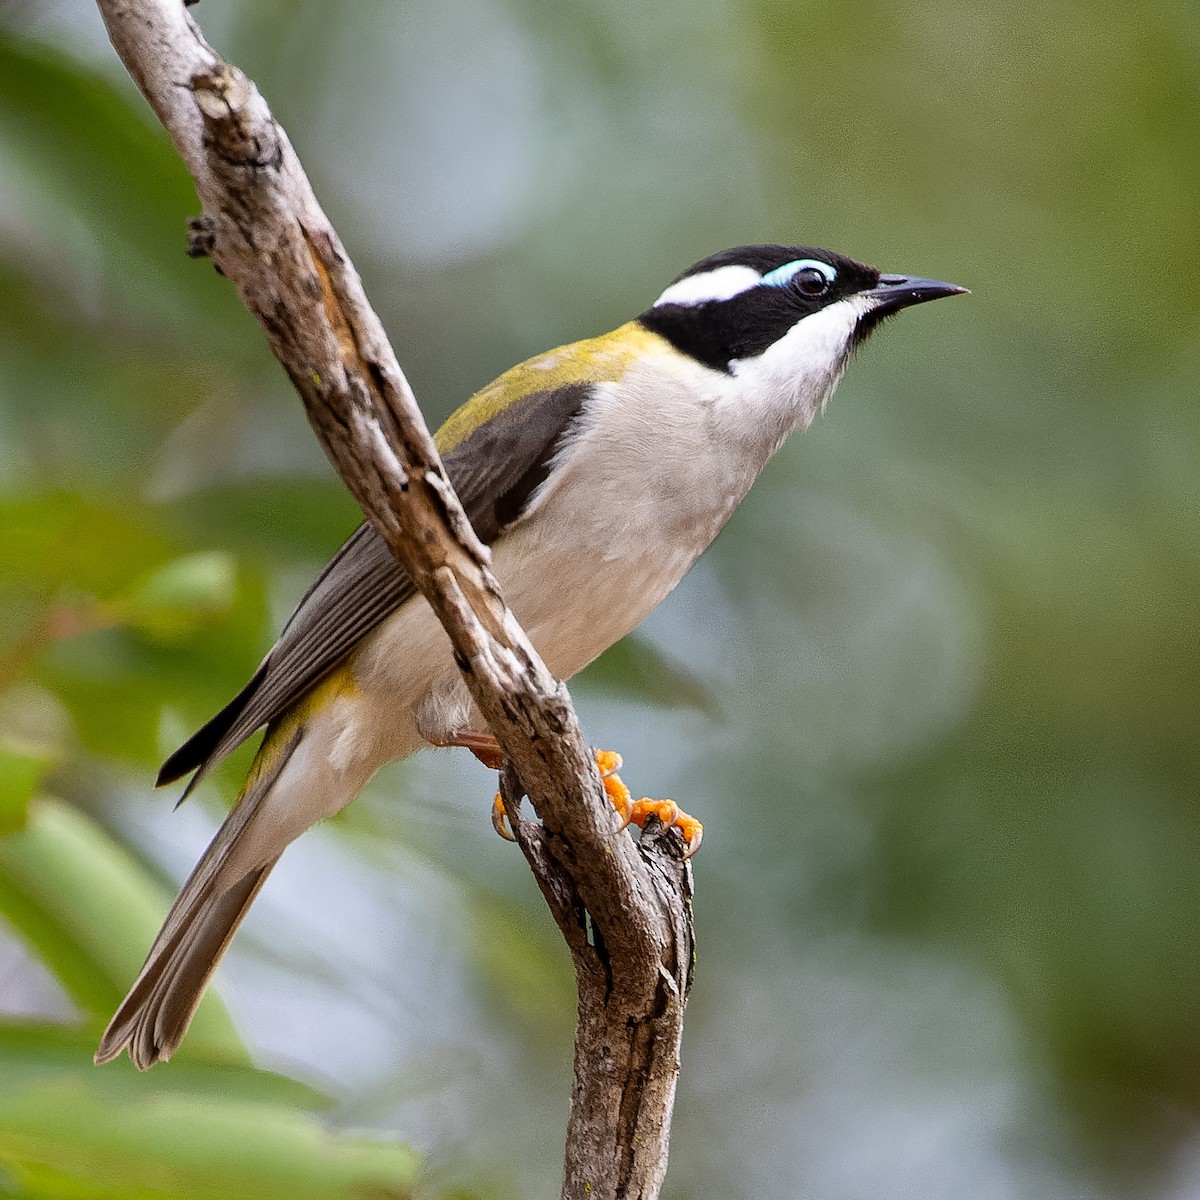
865,274,969,316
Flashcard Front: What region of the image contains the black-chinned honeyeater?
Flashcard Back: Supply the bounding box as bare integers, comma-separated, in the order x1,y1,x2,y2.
96,244,967,1069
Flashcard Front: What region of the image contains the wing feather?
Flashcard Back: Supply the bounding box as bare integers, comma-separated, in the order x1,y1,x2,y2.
159,378,594,790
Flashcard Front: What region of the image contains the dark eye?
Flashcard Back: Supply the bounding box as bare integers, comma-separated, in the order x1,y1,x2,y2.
795,266,830,296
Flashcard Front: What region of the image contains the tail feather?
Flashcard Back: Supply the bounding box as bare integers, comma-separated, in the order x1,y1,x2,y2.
157,661,270,791
95,861,278,1069
145,866,277,1057
96,726,303,1070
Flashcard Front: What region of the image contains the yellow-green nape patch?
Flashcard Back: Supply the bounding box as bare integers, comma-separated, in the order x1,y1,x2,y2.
434,322,668,455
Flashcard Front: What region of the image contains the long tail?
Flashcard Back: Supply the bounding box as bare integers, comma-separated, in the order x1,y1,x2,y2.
95,727,303,1070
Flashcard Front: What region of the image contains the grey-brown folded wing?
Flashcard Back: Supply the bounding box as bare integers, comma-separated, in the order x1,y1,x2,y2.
157,523,414,792
158,381,591,793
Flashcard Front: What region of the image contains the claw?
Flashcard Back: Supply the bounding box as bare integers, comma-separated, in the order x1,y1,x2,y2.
677,814,703,859
491,791,517,842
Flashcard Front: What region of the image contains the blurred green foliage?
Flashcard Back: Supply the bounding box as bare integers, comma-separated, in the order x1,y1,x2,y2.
0,2,1197,1198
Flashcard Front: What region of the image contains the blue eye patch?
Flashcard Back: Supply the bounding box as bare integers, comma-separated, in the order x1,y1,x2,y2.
760,258,837,288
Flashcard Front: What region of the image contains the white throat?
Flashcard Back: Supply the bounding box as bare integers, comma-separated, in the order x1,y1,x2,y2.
717,293,874,456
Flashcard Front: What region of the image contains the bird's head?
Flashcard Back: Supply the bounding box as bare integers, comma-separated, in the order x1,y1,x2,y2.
638,244,966,434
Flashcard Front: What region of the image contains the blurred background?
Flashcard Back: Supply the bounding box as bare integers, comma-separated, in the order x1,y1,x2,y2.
1,0,1198,1196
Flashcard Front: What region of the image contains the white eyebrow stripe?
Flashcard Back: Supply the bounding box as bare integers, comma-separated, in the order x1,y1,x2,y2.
653,264,763,308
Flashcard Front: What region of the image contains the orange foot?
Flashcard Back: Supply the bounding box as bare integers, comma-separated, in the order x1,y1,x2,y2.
429,732,510,836
434,729,504,771
490,747,702,859
594,750,703,858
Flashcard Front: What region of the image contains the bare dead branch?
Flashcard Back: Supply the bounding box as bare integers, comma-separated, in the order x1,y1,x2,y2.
94,3,693,1196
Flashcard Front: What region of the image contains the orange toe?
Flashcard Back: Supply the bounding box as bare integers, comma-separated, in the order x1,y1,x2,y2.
595,748,623,778
600,771,634,830
595,749,704,858
628,797,703,858
629,797,679,830
485,746,703,858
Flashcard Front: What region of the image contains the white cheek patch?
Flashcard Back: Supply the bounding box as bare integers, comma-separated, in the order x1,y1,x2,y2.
653,264,763,308
727,294,874,425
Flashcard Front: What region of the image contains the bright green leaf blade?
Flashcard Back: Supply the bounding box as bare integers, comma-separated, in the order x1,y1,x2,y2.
0,738,54,835
0,1025,418,1200
0,493,171,603
0,1023,321,1110
0,799,244,1060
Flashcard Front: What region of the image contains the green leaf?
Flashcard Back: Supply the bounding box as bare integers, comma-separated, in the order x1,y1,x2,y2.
166,480,362,563
0,798,244,1060
0,1025,419,1200
0,493,171,604
38,564,269,770
0,736,55,835
0,35,249,342
464,894,574,1035
111,552,238,643
0,1023,320,1110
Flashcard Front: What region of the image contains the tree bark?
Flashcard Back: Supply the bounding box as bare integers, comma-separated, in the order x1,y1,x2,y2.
94,4,694,1197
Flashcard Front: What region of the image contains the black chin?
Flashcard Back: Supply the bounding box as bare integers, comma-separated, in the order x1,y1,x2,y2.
851,305,898,347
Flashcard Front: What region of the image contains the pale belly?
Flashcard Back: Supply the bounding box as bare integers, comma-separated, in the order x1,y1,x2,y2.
497,491,705,679
347,463,744,769
345,366,765,769
347,492,708,763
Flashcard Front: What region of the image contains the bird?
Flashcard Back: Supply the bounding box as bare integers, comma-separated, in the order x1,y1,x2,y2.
95,243,966,1069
